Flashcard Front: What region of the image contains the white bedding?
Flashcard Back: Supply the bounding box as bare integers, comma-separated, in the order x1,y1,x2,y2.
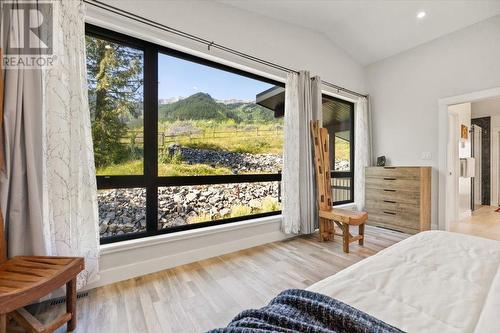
307,231,500,333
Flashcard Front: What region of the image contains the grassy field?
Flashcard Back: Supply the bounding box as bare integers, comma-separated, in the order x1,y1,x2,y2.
97,120,349,176
96,159,233,176
159,120,283,155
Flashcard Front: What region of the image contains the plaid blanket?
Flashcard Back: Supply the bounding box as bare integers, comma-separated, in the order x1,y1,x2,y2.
207,289,404,333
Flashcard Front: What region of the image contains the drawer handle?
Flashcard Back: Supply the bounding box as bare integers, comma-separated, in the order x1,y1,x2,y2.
383,200,396,204
383,211,397,215
383,177,396,181
384,167,396,169
383,189,396,192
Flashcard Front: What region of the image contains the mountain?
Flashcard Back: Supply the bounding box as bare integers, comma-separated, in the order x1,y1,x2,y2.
158,93,231,121
158,92,278,123
225,102,277,122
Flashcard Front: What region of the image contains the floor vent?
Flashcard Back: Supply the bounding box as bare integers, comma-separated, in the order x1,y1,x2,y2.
49,291,89,306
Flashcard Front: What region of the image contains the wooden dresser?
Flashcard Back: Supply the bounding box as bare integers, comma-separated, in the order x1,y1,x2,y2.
365,166,431,234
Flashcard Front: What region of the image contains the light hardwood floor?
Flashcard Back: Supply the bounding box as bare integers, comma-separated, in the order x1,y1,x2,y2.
31,226,408,333
451,205,500,241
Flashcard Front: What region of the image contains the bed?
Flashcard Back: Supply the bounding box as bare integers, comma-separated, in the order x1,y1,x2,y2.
211,231,500,333
307,230,500,333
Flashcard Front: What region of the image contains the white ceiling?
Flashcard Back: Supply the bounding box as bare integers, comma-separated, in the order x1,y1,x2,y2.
218,0,500,66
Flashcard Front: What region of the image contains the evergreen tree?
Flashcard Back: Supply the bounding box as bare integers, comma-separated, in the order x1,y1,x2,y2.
86,36,143,167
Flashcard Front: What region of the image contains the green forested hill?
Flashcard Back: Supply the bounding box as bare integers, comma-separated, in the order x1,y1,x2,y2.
158,92,278,123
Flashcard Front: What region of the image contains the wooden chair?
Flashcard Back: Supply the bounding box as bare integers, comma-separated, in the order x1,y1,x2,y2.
0,49,84,333
310,120,368,253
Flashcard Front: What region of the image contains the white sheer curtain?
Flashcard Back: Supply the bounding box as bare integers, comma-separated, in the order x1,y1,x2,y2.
1,0,99,288
281,71,322,234
41,0,100,288
354,97,371,211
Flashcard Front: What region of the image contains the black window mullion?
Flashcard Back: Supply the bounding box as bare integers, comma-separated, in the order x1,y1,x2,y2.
350,101,355,203
156,174,281,187
144,44,159,233
97,176,146,190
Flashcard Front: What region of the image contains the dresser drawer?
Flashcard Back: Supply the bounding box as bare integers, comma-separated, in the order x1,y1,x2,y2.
367,210,420,230
365,177,420,192
365,187,420,205
366,167,421,180
365,199,420,216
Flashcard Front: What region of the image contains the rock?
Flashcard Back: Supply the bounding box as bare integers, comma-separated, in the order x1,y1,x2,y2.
167,145,282,173
173,194,183,203
172,217,185,226
123,223,135,232
108,223,118,233
220,208,231,217
208,196,220,204
99,223,108,234
249,199,262,209
186,192,197,202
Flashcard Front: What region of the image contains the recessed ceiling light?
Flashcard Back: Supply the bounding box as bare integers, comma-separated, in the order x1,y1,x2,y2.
105,45,112,49
417,11,427,19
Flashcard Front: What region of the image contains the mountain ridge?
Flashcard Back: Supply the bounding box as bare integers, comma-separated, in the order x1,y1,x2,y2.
158,92,277,123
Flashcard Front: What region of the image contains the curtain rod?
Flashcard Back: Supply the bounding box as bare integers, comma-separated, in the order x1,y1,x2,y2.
83,0,368,98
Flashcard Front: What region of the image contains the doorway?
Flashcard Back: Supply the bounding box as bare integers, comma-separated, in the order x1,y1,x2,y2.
438,87,500,233
439,88,500,240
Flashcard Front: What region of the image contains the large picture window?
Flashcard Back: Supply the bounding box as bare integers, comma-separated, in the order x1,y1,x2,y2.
86,25,283,243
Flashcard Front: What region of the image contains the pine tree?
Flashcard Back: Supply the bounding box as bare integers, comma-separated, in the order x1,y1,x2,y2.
86,36,143,167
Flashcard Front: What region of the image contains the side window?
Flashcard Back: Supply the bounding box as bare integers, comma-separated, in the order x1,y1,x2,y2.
322,95,354,204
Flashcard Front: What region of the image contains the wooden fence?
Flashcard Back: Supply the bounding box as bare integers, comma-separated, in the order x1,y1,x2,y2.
123,127,283,149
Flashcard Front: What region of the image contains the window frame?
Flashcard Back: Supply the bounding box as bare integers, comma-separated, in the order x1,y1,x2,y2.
321,94,355,205
86,24,284,245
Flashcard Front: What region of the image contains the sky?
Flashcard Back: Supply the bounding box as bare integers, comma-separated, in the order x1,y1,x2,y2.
158,53,274,101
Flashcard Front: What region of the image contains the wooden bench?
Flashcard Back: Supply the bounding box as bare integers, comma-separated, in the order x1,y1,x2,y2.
0,254,84,333
311,120,368,253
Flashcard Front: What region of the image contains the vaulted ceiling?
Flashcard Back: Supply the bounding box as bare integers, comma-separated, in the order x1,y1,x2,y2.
218,0,500,66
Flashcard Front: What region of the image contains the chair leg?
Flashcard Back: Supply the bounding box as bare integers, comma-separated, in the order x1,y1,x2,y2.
359,223,365,246
342,224,350,253
330,220,334,240
319,218,332,241
0,313,5,333
319,217,326,241
66,278,77,332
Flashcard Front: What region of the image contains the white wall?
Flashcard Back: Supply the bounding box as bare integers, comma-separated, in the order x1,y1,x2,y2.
365,15,500,228
472,97,500,123
450,103,471,220
91,0,365,93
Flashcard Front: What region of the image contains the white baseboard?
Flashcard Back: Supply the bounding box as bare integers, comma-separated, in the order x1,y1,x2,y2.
85,215,289,290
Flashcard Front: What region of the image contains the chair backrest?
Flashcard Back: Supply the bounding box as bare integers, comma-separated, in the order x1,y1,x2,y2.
310,120,333,211
0,48,6,263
